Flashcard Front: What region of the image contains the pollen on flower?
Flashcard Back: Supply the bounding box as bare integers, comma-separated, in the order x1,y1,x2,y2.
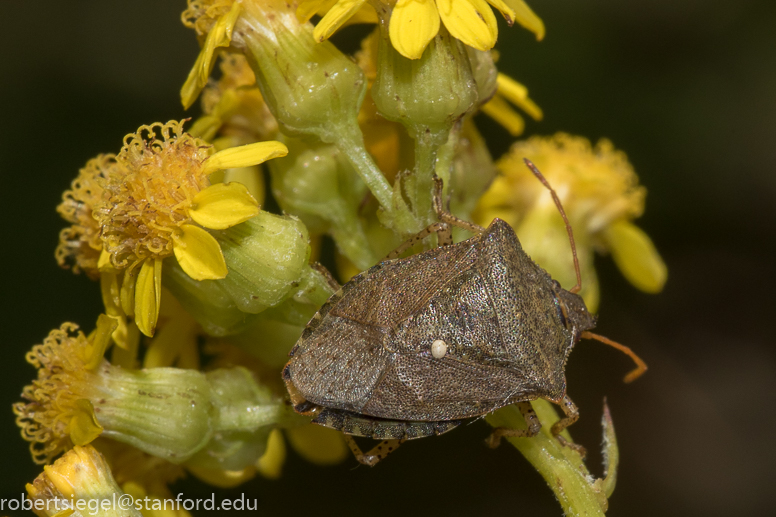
13,321,112,464
95,120,213,271
55,154,113,279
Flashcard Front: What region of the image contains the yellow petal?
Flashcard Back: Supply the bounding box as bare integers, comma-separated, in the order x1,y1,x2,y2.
83,313,118,370
389,0,441,60
134,258,163,337
224,165,265,205
172,224,228,280
286,424,348,465
496,73,543,120
97,249,112,271
485,0,516,24
481,95,525,136
255,429,286,479
180,1,242,109
187,465,257,488
189,182,260,230
604,220,668,293
202,140,289,175
297,0,339,23
436,0,498,51
120,266,139,317
502,0,545,40
313,0,369,42
70,399,103,446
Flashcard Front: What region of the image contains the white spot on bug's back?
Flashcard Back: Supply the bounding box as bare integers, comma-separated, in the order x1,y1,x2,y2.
431,339,447,359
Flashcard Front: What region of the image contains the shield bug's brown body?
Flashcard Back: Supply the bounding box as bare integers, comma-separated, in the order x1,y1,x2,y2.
283,218,597,459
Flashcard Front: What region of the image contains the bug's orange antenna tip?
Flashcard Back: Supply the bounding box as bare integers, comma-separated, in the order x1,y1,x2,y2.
581,331,648,383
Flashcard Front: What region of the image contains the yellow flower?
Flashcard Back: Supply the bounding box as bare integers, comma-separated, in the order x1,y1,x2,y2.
481,72,543,136
13,316,116,464
26,445,143,517
59,120,287,336
299,0,545,59
476,133,667,311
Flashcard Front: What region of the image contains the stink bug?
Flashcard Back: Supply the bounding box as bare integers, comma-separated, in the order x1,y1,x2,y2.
283,160,646,466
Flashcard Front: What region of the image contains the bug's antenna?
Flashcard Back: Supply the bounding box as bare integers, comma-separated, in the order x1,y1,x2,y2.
581,331,648,383
523,158,582,294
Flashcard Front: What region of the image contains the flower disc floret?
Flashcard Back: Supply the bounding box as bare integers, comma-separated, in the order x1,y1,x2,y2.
94,121,214,270
13,317,115,464
56,155,113,278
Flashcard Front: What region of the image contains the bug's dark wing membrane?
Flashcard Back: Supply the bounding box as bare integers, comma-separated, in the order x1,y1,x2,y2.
288,315,392,413
360,354,540,420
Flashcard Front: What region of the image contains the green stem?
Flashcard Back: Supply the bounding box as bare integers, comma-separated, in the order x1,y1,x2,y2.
337,127,394,214
412,135,440,228
434,125,458,202
485,400,610,516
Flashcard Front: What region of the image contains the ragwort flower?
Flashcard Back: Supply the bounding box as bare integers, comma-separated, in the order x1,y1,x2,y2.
476,133,667,311
57,120,287,336
299,0,545,59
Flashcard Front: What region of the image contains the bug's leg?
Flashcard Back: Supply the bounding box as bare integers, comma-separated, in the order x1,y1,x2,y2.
431,177,486,235
384,221,452,259
310,262,341,291
344,436,406,467
551,395,587,457
485,402,541,448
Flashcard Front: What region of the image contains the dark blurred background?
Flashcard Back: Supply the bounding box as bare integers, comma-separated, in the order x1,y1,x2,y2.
1,1,774,515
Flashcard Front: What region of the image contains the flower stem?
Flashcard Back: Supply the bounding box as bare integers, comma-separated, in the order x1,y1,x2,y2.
485,400,610,516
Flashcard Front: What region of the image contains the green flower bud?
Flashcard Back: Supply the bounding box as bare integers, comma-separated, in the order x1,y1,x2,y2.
269,138,377,269
214,211,310,313
235,1,365,144
92,366,214,464
184,368,296,472
163,258,258,337
372,26,478,146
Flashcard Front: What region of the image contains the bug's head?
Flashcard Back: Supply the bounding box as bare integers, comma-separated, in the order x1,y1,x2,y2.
554,282,597,339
